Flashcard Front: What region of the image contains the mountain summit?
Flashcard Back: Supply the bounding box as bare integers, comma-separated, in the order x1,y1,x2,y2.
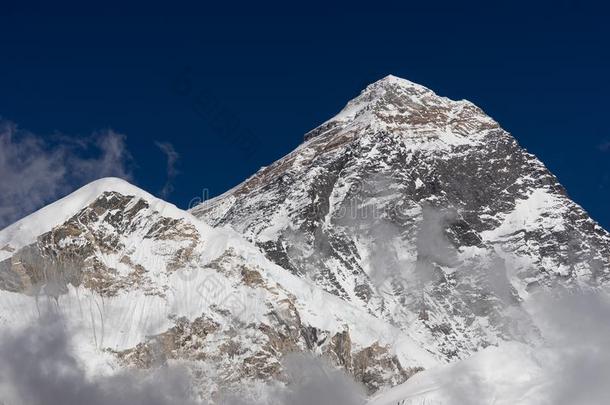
305,74,498,142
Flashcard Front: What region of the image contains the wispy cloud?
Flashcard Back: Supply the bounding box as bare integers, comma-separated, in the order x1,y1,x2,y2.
0,120,133,229
155,141,180,198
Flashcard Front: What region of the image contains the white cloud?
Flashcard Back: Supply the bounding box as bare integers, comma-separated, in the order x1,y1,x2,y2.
0,120,133,229
219,353,367,405
0,314,201,405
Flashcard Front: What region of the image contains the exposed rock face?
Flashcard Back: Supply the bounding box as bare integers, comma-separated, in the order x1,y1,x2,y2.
191,75,610,360
116,292,410,395
116,314,221,368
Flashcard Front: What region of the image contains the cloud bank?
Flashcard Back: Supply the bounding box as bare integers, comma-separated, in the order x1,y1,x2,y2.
0,315,200,405
0,312,367,405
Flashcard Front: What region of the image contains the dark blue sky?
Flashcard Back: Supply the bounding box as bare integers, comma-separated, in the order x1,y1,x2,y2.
1,1,609,228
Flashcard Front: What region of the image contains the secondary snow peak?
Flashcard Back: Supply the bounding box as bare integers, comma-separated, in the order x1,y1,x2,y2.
0,177,189,258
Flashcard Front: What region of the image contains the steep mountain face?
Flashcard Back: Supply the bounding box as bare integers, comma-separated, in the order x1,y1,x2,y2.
0,178,434,401
191,75,610,360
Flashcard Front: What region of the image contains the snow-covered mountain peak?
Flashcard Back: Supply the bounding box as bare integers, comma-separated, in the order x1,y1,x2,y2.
369,74,432,93
193,74,610,365
305,74,498,143
0,177,190,260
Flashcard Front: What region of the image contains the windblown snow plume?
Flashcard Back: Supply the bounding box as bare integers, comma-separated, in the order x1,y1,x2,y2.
155,141,180,198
